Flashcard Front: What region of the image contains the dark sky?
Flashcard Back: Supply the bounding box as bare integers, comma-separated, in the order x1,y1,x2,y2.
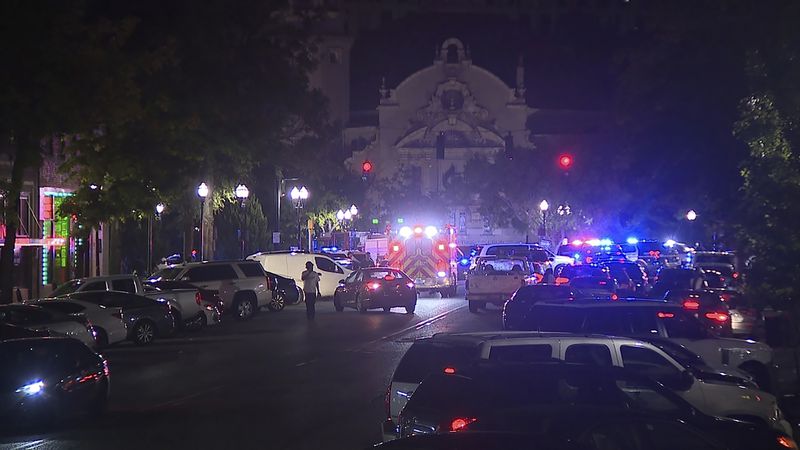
349,11,621,111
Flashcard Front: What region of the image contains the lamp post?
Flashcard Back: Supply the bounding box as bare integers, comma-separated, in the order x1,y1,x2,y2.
235,184,250,258
290,186,309,250
686,210,697,222
539,200,549,239
148,203,165,274
197,182,209,260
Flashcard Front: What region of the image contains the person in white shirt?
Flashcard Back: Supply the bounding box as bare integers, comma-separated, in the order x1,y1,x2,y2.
301,261,321,320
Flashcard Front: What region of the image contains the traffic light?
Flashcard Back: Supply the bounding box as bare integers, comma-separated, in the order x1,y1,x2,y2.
436,132,445,160
558,153,573,170
361,160,373,180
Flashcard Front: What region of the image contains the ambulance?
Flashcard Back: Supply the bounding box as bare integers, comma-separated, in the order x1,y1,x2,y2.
384,224,458,297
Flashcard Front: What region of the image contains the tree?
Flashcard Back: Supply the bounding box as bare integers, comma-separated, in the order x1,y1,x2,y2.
0,0,142,302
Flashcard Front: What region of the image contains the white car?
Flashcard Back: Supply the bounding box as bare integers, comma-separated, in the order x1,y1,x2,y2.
0,304,96,349
247,251,351,298
149,260,275,320
382,332,791,441
30,298,128,347
478,243,573,272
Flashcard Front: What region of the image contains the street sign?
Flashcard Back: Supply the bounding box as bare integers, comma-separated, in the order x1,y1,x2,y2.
272,232,281,244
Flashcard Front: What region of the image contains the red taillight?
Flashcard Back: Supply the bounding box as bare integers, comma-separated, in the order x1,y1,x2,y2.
585,256,593,263
777,435,798,449
444,367,456,374
599,281,607,285
611,293,619,301
195,291,202,306
732,272,739,279
555,277,569,285
657,312,675,318
705,312,729,322
683,299,701,310
450,417,477,432
368,282,381,290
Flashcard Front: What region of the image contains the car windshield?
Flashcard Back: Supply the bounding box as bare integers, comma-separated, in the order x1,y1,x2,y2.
478,259,527,273
50,280,81,297
515,286,573,301
558,265,605,279
148,268,183,281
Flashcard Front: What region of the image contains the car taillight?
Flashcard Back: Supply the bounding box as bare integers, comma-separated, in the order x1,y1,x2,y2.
778,435,798,449
266,275,273,290
195,291,202,306
705,312,729,322
444,367,456,374
555,277,569,285
368,282,381,290
450,417,477,432
611,293,619,301
657,312,675,318
682,299,700,310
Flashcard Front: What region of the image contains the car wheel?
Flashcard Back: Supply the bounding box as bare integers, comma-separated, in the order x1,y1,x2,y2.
234,297,256,321
171,310,183,330
93,327,109,348
405,303,416,314
268,292,286,312
383,307,391,312
186,312,207,331
133,320,156,346
333,294,344,312
356,296,368,313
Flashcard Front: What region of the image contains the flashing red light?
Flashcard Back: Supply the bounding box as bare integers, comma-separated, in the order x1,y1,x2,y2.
392,245,400,252
438,244,445,251
413,226,423,234
361,160,373,173
443,367,456,374
683,300,701,310
657,312,675,318
732,272,739,279
558,153,573,170
450,417,476,432
705,312,729,322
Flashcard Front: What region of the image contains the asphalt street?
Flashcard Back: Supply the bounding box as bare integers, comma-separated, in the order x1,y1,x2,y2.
0,289,501,450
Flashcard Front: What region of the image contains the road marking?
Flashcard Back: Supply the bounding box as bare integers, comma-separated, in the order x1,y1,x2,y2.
347,304,466,353
149,385,225,410
11,441,47,450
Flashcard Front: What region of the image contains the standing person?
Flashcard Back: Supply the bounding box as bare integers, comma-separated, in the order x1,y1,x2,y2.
365,252,376,268
301,261,321,320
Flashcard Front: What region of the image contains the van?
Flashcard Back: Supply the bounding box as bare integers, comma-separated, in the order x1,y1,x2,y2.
247,251,352,298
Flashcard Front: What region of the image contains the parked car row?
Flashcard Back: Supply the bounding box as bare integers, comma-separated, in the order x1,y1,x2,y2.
378,329,796,450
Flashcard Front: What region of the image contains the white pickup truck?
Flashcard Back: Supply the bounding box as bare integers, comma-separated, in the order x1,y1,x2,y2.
50,274,217,329
466,257,533,313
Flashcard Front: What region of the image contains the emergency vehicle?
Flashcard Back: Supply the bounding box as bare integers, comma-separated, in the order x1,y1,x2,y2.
384,224,458,297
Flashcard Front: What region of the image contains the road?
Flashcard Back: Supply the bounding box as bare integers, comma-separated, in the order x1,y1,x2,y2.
0,291,501,450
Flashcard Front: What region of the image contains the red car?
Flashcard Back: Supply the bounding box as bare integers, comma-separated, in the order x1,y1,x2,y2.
333,267,417,314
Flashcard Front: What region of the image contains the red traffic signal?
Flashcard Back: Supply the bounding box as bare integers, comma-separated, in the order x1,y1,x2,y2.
362,160,373,173
558,153,573,170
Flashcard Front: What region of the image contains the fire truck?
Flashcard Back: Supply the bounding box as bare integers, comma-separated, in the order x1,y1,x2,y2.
384,224,458,297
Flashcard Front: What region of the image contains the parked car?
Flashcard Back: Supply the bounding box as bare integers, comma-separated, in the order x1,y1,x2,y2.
34,291,175,346
144,279,221,329
502,285,575,330
603,261,650,295
333,267,417,313
554,264,608,285
149,260,277,320
247,251,352,298
52,274,210,329
0,323,48,341
568,276,618,300
665,289,733,336
266,270,302,306
396,363,794,450
0,304,96,348
651,267,708,298
478,243,573,272
0,338,110,424
511,301,775,390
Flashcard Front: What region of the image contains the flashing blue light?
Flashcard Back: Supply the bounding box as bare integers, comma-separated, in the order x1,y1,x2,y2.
460,258,470,266
574,253,582,260
626,237,639,245
599,238,613,246
16,381,44,396
664,239,676,248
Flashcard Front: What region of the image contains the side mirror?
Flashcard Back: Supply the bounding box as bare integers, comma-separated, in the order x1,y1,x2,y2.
660,371,694,391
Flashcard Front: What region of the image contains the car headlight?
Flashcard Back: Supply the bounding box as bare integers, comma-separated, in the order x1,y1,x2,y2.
437,271,447,278
16,381,44,396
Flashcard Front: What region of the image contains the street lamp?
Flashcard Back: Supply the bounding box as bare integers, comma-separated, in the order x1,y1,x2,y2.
349,204,358,216
197,183,209,260
290,186,309,249
235,184,250,258
336,210,345,222
148,203,166,275
686,210,697,221
155,203,165,217
539,200,549,239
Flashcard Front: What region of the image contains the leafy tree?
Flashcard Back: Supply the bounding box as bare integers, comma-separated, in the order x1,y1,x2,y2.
214,194,270,259
0,0,141,302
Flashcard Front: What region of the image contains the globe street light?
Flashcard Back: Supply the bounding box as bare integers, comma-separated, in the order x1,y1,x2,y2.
197,183,209,260
155,203,165,216
235,184,250,258
336,210,345,221
349,204,358,216
686,210,697,221
148,202,166,273
290,186,309,249
539,200,549,239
